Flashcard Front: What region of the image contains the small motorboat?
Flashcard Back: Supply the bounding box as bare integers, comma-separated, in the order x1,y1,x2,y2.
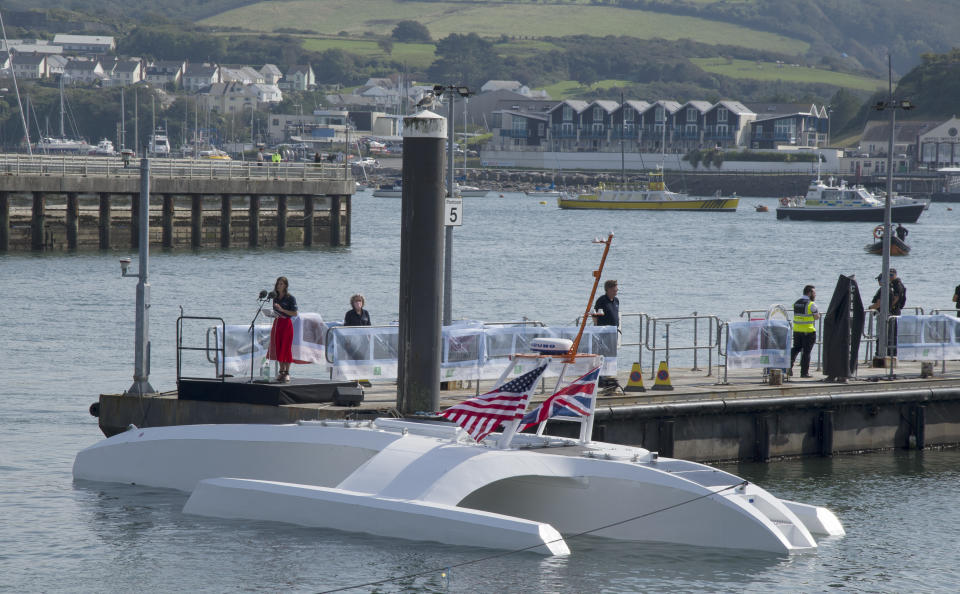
755,204,769,212
865,224,911,256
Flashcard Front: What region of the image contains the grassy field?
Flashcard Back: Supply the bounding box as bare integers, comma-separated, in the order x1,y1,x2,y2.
691,58,884,91
301,37,436,68
540,79,633,99
202,0,808,55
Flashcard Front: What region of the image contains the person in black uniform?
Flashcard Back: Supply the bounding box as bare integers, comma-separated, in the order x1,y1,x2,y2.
344,293,371,326
869,268,906,357
895,224,909,241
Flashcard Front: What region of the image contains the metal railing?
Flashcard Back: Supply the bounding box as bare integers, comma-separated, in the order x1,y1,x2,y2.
0,153,351,182
177,314,226,382
644,313,719,378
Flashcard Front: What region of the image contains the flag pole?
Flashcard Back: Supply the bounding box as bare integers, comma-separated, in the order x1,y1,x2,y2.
567,233,614,362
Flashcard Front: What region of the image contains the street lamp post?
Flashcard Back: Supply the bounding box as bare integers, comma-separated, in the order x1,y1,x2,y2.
872,55,914,366
432,84,472,326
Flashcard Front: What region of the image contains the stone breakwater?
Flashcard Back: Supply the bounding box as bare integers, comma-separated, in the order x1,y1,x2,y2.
366,168,810,198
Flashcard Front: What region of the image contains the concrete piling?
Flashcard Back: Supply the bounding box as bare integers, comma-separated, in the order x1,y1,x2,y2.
31,192,44,251
191,194,202,249
397,110,446,414
248,195,260,247
277,195,287,247
0,191,8,251
66,193,78,250
303,196,314,246
98,193,111,249
220,195,231,248
162,195,174,248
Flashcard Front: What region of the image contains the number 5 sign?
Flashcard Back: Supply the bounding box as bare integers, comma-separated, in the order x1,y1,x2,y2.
445,197,463,226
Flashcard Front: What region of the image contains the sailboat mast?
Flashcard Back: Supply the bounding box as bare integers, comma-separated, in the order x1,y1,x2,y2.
59,76,65,138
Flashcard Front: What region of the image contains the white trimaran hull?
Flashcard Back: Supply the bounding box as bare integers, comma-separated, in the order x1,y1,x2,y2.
73,418,843,556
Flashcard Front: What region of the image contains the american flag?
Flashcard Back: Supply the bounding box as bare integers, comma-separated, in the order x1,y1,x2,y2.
520,366,600,430
439,364,548,442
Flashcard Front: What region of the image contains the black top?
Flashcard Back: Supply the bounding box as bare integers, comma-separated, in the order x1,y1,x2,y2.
593,294,620,327
344,308,371,326
871,279,906,315
273,294,298,318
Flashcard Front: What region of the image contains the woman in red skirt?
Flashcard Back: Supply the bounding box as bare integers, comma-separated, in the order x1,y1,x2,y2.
269,276,298,382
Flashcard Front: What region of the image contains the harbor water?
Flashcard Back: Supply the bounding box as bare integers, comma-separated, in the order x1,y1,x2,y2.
3,189,960,591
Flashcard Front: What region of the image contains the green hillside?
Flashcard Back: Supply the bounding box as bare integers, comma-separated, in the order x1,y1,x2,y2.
201,0,809,55
691,59,884,92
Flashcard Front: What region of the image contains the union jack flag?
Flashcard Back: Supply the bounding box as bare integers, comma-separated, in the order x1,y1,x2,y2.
520,367,600,430
439,364,548,442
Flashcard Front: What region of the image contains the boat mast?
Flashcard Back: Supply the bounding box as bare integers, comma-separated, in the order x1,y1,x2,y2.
0,10,32,154
620,92,625,185
59,75,65,138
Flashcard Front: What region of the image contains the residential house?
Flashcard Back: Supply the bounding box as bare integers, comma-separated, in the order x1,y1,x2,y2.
3,39,62,56
183,63,221,92
145,61,185,87
611,100,651,150
491,110,549,150
466,90,554,133
63,59,106,85
220,66,264,85
675,101,711,150
249,83,282,105
746,103,827,149
480,80,526,94
52,34,115,54
283,65,315,91
46,55,68,77
200,81,257,113
109,59,145,87
703,101,755,148
11,52,47,79
638,100,681,152
260,64,282,85
547,100,589,151
580,100,619,150
918,116,960,167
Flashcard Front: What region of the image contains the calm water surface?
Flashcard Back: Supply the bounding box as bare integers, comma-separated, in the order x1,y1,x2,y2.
2,190,959,591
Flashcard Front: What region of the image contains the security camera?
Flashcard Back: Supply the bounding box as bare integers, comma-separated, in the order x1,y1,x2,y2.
120,258,131,275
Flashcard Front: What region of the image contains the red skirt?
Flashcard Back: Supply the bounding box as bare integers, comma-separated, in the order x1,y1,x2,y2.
270,317,294,363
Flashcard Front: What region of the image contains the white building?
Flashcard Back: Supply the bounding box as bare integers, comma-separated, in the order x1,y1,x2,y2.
52,34,115,54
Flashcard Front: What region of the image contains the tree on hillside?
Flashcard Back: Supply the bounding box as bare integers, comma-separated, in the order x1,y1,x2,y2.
428,33,502,88
378,39,394,56
391,21,431,43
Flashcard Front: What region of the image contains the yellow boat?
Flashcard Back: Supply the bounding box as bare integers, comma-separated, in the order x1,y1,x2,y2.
557,169,738,211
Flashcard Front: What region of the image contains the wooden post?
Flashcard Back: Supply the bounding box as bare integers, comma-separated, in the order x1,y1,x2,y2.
303,195,314,246
31,192,45,251
191,194,202,248
99,193,111,249
329,194,342,246
249,194,260,248
162,195,174,248
344,193,351,245
130,193,139,249
276,194,287,247
0,191,9,252
66,192,79,250
220,194,231,248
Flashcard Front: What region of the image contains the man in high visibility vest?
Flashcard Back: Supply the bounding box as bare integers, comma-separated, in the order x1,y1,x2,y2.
789,284,820,378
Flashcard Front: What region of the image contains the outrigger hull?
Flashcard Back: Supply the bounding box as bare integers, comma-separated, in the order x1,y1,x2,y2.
776,203,925,222
73,419,843,556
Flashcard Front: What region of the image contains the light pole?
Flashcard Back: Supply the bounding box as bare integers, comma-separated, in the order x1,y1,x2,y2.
432,84,472,326
872,55,914,365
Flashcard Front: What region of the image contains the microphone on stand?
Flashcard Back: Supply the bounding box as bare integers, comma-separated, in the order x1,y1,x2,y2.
268,290,278,299
258,290,268,300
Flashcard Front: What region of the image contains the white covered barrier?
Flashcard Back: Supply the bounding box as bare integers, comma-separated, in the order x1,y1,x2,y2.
726,319,792,369
216,312,329,375
896,314,960,361
327,322,618,381
214,318,617,381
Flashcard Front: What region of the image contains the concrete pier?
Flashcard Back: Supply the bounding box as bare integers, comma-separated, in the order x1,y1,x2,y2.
0,154,354,251
92,361,960,463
